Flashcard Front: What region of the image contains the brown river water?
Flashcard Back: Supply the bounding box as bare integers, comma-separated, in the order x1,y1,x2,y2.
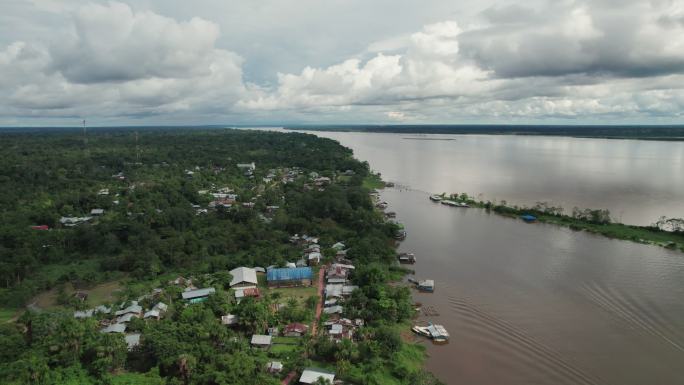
262,128,684,384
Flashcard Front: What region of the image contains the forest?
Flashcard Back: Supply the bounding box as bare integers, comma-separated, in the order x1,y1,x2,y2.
0,129,441,385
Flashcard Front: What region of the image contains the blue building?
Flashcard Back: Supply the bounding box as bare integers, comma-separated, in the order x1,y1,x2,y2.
267,267,313,288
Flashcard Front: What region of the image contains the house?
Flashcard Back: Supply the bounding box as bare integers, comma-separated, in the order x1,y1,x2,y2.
152,302,168,312
283,322,309,337
115,303,143,317
181,287,216,303
323,305,343,315
97,188,109,196
307,252,321,266
299,368,335,384
90,208,104,216
117,313,140,323
74,309,94,319
325,284,343,299
332,242,345,250
229,267,258,288
342,285,358,296
101,323,126,333
59,216,93,227
235,287,261,301
31,225,49,231
221,314,239,326
296,258,307,268
143,309,160,319
251,334,272,349
285,262,297,269
266,361,283,374
267,267,313,288
237,162,256,171
125,333,141,350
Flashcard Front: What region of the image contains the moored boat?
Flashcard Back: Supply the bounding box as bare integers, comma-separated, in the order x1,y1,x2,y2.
412,323,450,342
398,252,416,264
429,195,442,202
417,279,435,292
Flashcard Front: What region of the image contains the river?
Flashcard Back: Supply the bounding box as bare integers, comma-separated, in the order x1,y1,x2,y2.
288,130,684,385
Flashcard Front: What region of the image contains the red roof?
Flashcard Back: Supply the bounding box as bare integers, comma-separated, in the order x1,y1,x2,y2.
31,225,49,230
284,323,309,333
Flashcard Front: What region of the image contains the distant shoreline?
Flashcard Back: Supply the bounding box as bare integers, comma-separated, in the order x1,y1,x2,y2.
287,125,684,141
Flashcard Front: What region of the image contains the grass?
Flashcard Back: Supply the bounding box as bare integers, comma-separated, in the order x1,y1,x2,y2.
362,173,385,190
272,336,301,344
269,344,300,354
0,308,19,323
267,286,317,301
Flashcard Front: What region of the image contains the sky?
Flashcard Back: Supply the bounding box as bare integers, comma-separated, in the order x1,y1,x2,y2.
1,0,683,126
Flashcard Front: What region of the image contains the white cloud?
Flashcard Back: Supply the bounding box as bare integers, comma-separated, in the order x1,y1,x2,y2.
0,1,246,122
1,0,684,124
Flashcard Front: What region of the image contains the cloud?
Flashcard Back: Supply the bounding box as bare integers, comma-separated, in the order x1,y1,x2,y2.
1,0,684,124
238,1,684,122
0,1,246,122
462,1,684,78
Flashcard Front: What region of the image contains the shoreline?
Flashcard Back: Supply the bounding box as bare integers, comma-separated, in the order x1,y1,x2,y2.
434,193,684,252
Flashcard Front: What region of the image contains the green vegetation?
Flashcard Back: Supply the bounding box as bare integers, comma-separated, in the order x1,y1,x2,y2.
449,193,684,251
0,129,436,385
362,173,386,190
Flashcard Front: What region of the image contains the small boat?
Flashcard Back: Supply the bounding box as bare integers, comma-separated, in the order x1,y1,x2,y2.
394,230,407,240
520,214,537,223
442,200,469,207
429,195,442,202
398,252,416,264
417,279,435,292
412,323,450,342
384,211,397,218
412,325,432,338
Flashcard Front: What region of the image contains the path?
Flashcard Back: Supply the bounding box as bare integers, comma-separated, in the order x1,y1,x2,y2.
310,264,327,336
281,371,296,385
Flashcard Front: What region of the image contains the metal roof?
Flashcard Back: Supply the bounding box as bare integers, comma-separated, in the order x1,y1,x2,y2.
229,267,258,287
267,267,312,281
251,334,272,345
299,368,335,384
181,287,216,300
101,323,126,333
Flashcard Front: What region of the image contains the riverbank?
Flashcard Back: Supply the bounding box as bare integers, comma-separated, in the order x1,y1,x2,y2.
438,193,684,252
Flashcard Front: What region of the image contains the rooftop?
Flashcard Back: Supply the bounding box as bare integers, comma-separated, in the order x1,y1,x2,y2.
299,368,335,384
181,287,216,300
267,267,313,281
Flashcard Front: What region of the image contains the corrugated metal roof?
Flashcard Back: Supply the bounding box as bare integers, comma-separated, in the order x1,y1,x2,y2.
181,287,216,299
229,267,258,287
267,267,312,281
299,368,335,384
251,334,272,345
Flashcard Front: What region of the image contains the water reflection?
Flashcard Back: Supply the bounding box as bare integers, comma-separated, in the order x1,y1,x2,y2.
304,132,684,225
385,188,684,385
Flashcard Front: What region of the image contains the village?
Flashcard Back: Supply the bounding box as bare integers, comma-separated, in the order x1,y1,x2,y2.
1,130,443,385
46,163,376,384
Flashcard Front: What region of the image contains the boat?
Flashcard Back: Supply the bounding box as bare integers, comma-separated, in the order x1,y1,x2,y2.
411,325,431,337
394,230,407,240
417,279,434,292
398,252,416,264
429,195,442,202
427,324,450,342
411,323,450,342
441,200,469,207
